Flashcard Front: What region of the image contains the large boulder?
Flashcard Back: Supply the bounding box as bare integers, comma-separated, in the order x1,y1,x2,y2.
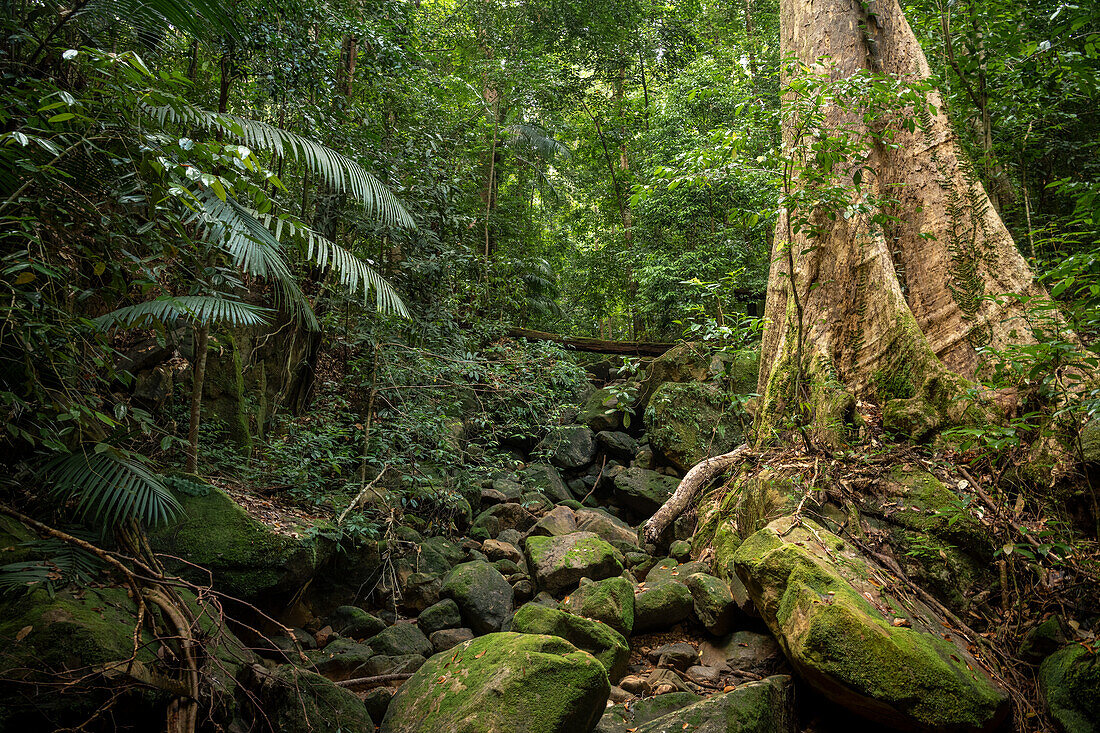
522,464,573,503
1039,644,1099,733
683,573,737,636
633,675,795,733
597,692,702,732
733,517,1009,731
577,387,625,433
644,381,742,472
253,664,373,733
700,631,784,674
536,426,598,471
612,467,679,516
525,532,624,595
367,622,434,657
530,505,579,537
380,632,609,733
440,561,514,635
418,599,463,635
149,483,329,600
472,503,538,538
575,508,640,548
561,576,635,636
633,580,694,633
511,603,630,681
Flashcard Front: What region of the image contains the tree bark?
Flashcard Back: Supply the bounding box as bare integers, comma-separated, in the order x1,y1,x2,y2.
759,0,1062,437
642,444,753,543
185,323,209,474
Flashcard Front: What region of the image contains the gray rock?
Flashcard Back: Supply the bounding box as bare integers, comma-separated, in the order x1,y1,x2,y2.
613,467,680,516
417,599,462,636
521,463,572,503
528,505,578,537
648,642,698,670
634,582,694,633
471,503,537,538
482,538,524,564
575,507,640,548
429,627,474,653
633,675,795,733
683,573,737,636
536,425,597,471
699,631,783,674
597,430,638,459
440,561,514,635
401,572,441,614
366,623,433,658
525,531,624,595
326,606,385,639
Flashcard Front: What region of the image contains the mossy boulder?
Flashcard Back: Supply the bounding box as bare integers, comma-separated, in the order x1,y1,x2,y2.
380,632,610,733
633,580,694,633
511,603,630,681
597,692,703,732
149,483,329,601
683,573,737,635
577,387,625,433
367,622,433,657
326,605,386,639
1039,644,1100,733
536,425,598,471
633,675,795,733
253,664,373,733
522,463,572,503
525,532,624,595
644,381,742,472
531,505,580,537
306,638,378,679
612,467,680,516
471,503,538,538
561,576,635,636
732,517,1009,731
440,561,514,635
575,507,640,548
419,598,464,635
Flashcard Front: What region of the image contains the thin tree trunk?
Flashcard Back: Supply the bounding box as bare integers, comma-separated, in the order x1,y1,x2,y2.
185,324,209,474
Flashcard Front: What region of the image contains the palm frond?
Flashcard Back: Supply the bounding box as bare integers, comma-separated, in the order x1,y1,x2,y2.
506,122,571,163
74,0,240,42
44,448,182,530
190,191,319,330
144,103,415,229
96,295,272,330
0,537,103,597
260,214,408,317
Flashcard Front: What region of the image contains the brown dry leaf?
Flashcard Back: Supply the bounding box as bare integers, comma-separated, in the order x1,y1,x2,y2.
15,625,32,642
722,685,735,692
891,618,911,628
475,651,486,659
437,676,447,684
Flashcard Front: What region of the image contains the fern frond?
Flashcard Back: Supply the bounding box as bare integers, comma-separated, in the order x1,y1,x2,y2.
260,214,408,317
144,103,415,228
506,123,571,162
96,295,272,330
73,0,239,42
44,449,182,530
0,537,103,597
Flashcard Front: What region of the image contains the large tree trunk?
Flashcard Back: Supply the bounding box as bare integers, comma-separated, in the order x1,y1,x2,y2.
759,0,1061,441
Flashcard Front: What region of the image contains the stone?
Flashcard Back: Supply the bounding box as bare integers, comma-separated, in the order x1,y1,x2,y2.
597,692,703,733
480,487,509,506
494,558,523,576
646,668,693,694
511,602,631,681
699,631,783,674
733,517,1009,732
647,558,707,584
597,430,638,459
482,538,525,564
1039,644,1099,733
575,508,640,548
529,505,579,537
364,687,394,726
491,478,524,500
633,582,694,633
561,576,635,636
669,540,692,561
525,532,624,595
619,674,647,694
522,463,572,503
683,573,737,636
633,675,795,733
429,627,474,653
633,446,655,470
419,536,467,575
577,387,625,432
472,503,537,538
512,578,535,604
644,381,743,472
367,622,433,658
440,561,514,635
307,638,378,680
612,467,680,516
1020,616,1071,664
254,664,373,732
362,654,427,676
536,425,598,471
149,483,329,601
417,599,462,636
521,492,554,513
648,642,698,670
401,572,442,613
380,632,609,733
686,665,721,686
498,528,525,547
326,605,385,639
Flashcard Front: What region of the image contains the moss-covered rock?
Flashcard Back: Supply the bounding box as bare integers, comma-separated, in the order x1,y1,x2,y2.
418,598,463,635
440,561,514,635
612,467,680,516
577,387,625,433
511,603,630,681
633,580,694,633
149,483,329,601
575,507,640,548
633,675,795,733
597,691,703,732
531,505,580,537
561,576,635,636
367,622,433,657
683,573,737,636
536,425,598,471
644,381,742,472
471,503,538,538
1039,644,1100,733
253,664,373,733
325,605,386,639
525,532,624,595
732,517,1008,731
522,463,572,503
380,632,610,733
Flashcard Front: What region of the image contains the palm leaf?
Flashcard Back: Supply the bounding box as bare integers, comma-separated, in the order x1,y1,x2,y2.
0,537,103,597
44,448,182,530
189,191,319,330
260,214,408,317
506,122,571,163
144,102,415,228
73,0,240,42
96,294,272,330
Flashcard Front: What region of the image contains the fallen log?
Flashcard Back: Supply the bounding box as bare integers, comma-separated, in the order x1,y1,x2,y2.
507,327,673,357
642,444,755,544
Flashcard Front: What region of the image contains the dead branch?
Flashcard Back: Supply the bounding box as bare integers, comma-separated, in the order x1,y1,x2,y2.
642,444,754,544
337,464,390,525
335,673,414,688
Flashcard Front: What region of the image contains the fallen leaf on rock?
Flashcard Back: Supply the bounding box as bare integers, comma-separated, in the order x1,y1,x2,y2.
15,625,32,642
